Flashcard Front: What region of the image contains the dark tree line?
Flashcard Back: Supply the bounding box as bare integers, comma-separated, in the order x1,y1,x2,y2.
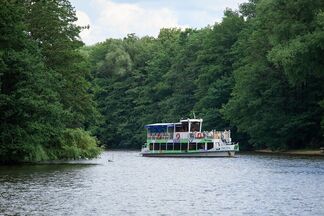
1,0,323,162
0,0,101,163
88,0,324,150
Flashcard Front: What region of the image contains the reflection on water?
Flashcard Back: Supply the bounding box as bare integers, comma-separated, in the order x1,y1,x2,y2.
0,151,323,215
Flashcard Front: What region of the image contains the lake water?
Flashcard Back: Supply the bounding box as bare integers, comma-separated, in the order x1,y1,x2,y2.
0,151,323,216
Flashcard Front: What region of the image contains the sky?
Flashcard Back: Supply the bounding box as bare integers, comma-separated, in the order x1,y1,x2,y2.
70,0,248,45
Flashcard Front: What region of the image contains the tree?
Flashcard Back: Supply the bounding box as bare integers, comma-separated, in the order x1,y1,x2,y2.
223,0,324,150
88,0,323,151
25,0,99,129
0,1,66,162
194,10,245,131
0,1,101,163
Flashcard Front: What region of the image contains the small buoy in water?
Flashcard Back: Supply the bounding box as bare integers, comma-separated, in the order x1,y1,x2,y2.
108,154,114,162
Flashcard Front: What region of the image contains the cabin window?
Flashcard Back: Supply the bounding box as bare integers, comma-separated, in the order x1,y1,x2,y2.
198,143,205,150
152,143,160,151
151,143,160,151
180,143,188,151
161,143,166,150
207,143,213,150
189,143,196,151
175,125,181,132
167,143,173,150
190,122,200,132
175,122,189,132
174,143,180,150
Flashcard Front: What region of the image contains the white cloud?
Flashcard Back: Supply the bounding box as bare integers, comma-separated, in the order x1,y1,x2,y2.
75,10,92,43
208,0,247,10
76,0,185,45
73,0,249,45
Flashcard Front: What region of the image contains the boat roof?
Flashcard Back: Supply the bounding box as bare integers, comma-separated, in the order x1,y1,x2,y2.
180,118,203,122
144,123,175,128
145,119,202,129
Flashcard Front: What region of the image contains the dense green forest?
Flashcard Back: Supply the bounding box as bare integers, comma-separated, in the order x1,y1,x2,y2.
87,0,324,150
0,0,101,163
1,0,323,162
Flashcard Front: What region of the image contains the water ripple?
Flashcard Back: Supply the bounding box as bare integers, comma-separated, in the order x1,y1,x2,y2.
0,151,323,215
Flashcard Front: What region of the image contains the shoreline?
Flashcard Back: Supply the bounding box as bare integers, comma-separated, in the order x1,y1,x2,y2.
253,149,324,157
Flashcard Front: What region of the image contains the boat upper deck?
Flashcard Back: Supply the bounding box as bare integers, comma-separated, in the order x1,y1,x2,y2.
144,118,231,143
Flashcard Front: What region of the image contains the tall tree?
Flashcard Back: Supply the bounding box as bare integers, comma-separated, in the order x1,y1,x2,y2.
0,1,66,162
25,0,99,129
194,10,245,131
0,0,101,163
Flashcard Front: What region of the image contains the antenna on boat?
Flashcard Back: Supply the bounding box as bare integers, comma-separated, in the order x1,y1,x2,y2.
193,111,196,119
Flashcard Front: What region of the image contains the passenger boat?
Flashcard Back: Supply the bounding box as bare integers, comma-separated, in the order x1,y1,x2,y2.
141,118,239,157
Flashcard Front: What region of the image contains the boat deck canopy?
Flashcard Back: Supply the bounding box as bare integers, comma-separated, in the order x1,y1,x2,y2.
145,123,174,131
180,118,203,122
145,123,174,127
145,123,177,133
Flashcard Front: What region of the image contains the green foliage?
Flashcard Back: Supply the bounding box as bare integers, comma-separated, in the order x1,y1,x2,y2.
1,0,323,157
194,10,245,134
89,0,323,151
0,1,101,163
89,15,249,149
60,128,102,159
25,0,99,130
223,0,324,150
90,35,157,148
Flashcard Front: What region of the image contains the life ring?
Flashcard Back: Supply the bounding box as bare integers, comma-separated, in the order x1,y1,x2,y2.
195,132,204,139
156,133,162,139
175,133,181,140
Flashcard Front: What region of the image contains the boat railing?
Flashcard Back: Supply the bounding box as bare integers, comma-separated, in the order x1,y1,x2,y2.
147,133,173,140
192,131,230,141
147,130,231,142
189,131,216,139
204,131,214,139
